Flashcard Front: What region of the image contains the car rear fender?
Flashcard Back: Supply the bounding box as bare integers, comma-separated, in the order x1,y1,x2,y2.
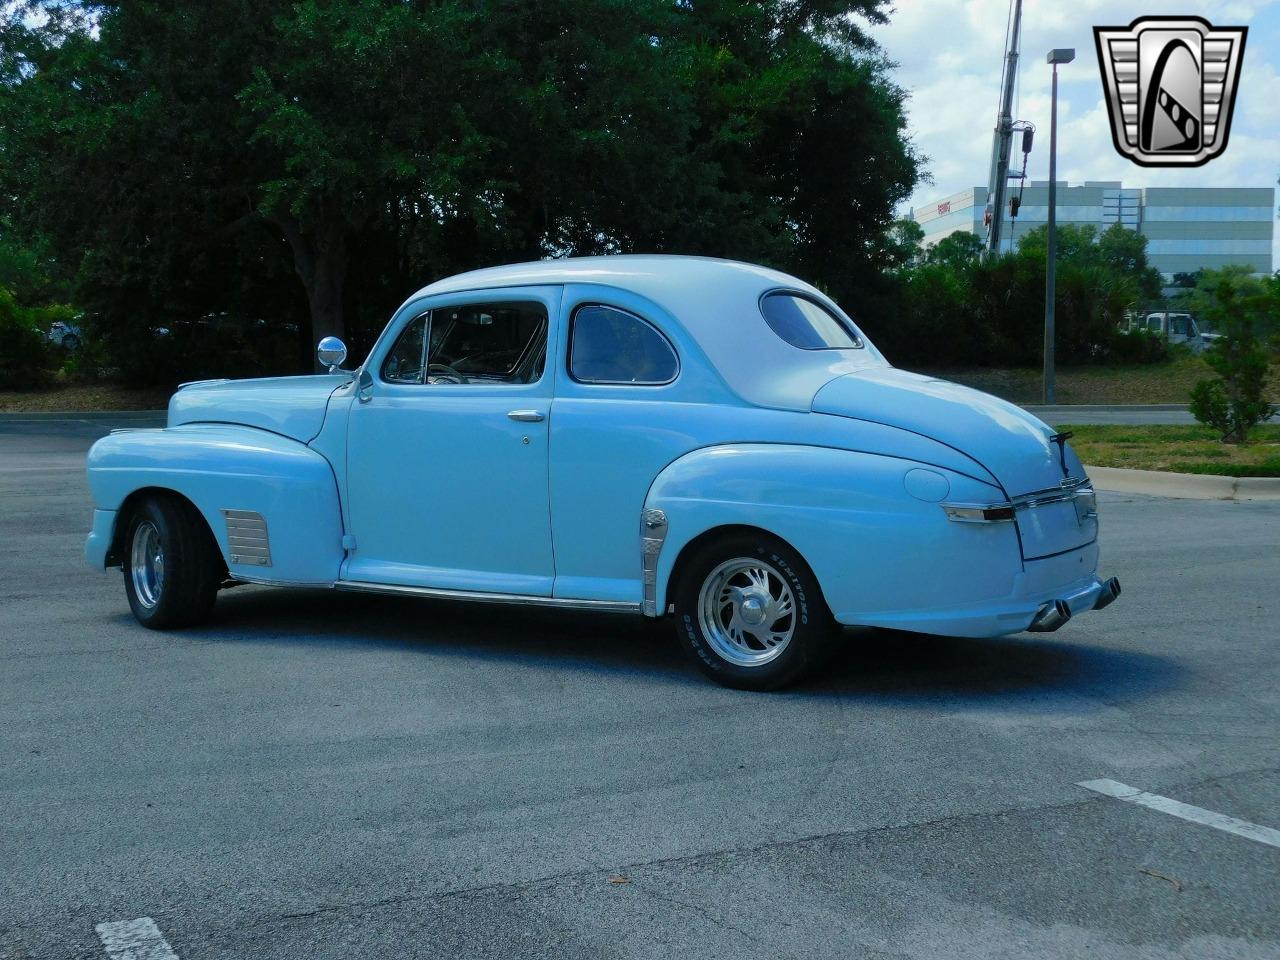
643,443,1019,618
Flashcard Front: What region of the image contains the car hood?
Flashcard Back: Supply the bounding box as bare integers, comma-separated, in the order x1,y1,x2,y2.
811,368,1084,496
168,374,351,443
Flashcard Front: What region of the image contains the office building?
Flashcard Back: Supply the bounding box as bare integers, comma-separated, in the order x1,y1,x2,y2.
911,181,1274,278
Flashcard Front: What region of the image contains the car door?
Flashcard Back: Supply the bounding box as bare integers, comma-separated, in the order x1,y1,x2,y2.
547,288,692,604
343,286,561,595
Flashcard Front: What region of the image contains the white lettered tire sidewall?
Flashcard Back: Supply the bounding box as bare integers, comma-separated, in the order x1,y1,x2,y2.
674,532,835,690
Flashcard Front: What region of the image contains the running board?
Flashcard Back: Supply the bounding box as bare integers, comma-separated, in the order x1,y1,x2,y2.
334,580,642,614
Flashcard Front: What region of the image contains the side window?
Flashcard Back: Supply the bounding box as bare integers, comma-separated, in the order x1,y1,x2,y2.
428,302,547,384
569,305,679,385
381,302,548,385
382,313,428,384
760,292,862,350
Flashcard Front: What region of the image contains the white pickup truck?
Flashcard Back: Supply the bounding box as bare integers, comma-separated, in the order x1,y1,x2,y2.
1122,311,1219,354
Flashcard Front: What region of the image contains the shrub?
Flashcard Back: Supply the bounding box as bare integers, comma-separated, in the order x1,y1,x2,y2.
1188,269,1277,443
1105,329,1169,365
0,285,58,390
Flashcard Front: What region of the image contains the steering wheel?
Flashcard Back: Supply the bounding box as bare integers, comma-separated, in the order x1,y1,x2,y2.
427,362,468,385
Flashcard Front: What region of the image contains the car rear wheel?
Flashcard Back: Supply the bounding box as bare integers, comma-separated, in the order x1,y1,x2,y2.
673,532,836,690
123,495,221,629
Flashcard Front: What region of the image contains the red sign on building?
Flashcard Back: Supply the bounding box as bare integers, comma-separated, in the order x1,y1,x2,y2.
937,201,951,215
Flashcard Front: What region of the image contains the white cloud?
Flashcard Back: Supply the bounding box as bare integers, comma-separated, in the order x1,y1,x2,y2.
871,0,1280,264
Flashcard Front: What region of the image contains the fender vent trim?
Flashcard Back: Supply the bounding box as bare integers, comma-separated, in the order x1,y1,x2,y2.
222,509,272,567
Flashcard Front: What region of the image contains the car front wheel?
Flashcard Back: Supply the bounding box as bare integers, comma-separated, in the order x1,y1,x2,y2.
673,532,836,690
123,495,221,629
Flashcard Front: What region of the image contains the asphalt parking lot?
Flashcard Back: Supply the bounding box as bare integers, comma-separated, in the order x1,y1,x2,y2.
2,417,1278,959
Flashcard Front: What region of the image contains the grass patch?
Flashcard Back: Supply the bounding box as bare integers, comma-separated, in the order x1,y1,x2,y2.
1058,423,1280,477
929,355,1280,405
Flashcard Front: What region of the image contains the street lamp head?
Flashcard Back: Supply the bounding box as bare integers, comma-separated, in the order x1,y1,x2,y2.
1047,48,1076,65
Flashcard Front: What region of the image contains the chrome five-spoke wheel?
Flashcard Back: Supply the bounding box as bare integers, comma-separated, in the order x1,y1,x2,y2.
698,557,796,667
130,520,166,609
674,531,834,690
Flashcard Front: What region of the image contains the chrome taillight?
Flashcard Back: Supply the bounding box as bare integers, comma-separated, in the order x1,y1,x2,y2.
941,504,1016,523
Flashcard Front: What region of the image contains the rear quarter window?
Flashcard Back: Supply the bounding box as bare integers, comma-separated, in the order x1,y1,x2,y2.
760,293,862,350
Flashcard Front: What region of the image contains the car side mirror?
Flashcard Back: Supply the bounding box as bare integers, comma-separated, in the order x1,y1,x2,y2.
317,336,348,372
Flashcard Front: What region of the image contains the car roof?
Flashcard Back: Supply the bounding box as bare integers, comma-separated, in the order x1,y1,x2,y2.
406,255,885,411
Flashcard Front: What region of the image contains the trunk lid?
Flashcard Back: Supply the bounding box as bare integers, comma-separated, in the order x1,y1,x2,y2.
811,368,1083,497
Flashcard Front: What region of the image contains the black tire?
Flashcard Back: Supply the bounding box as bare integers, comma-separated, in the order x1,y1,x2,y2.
122,495,221,629
672,531,836,691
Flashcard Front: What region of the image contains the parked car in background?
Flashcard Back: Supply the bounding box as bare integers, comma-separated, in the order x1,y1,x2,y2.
85,256,1120,690
47,319,82,351
1121,311,1214,354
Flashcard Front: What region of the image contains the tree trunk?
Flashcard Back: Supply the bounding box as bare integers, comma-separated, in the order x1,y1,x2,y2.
268,208,348,371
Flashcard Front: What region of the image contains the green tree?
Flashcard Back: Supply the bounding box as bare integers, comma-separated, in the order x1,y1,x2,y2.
2,0,920,378
884,218,924,269
1097,222,1162,298
924,231,983,271
1188,267,1278,443
0,283,61,389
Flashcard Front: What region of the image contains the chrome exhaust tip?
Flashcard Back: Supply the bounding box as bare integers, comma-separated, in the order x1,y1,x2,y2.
1028,599,1072,633
1093,576,1121,611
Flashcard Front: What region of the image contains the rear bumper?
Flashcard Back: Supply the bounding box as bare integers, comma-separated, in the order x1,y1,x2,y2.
834,542,1120,638
84,509,117,570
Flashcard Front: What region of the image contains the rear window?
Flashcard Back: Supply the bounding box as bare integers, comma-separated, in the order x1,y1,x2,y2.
760,293,862,350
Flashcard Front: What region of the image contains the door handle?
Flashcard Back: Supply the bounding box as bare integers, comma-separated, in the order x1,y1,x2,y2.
507,410,545,422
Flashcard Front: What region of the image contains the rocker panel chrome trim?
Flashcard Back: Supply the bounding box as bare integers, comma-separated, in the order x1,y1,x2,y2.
334,580,642,613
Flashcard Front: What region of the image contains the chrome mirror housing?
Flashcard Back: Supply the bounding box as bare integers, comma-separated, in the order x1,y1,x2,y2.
317,336,348,373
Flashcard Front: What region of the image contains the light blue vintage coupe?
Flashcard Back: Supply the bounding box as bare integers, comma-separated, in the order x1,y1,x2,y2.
86,256,1119,689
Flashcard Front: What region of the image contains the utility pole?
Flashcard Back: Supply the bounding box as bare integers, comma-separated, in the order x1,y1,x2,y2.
984,0,1023,256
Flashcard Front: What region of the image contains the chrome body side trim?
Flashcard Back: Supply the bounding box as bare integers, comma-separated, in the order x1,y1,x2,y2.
334,580,642,613
640,508,668,617
942,480,1095,523
222,509,272,567
228,574,331,588
1011,478,1093,510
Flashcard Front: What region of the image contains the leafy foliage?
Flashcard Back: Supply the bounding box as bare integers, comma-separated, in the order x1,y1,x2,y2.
1,0,919,382
0,284,61,388
875,223,1166,369
1187,267,1278,443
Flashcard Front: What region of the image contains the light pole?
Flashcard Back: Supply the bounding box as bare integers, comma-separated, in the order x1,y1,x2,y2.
1043,48,1075,405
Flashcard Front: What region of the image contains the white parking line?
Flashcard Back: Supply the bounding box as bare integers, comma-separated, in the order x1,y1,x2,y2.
95,917,179,960
1079,778,1280,849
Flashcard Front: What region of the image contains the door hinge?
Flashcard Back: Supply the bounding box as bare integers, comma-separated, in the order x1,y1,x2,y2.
342,534,357,552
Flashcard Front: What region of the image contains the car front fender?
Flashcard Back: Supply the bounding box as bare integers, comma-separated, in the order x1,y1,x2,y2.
86,424,344,585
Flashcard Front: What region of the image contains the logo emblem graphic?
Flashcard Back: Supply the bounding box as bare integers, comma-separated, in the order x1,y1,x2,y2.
1094,16,1246,167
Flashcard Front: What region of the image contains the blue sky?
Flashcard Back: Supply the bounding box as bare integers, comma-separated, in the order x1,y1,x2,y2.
870,1,1279,263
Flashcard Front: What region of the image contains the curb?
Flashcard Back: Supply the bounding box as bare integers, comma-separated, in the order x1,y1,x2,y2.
1087,465,1280,501
0,409,166,421
1027,404,1190,412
